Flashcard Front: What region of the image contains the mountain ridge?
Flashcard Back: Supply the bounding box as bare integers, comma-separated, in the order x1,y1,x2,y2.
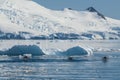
86,7,106,20
0,0,120,40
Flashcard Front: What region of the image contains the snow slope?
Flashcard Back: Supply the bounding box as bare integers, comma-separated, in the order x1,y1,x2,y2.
0,0,120,39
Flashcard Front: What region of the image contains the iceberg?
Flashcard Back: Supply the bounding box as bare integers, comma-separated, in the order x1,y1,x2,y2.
56,45,93,56
0,44,93,57
0,45,45,56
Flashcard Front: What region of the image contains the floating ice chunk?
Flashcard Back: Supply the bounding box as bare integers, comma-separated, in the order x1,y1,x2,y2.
44,48,62,55
0,45,44,56
58,45,93,56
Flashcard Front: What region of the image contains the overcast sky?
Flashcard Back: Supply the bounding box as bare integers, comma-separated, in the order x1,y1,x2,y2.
33,0,120,20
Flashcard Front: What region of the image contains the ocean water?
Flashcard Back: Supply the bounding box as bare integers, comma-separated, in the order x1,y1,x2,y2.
0,40,120,80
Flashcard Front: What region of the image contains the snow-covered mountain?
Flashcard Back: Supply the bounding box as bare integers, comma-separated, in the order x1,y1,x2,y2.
0,0,120,40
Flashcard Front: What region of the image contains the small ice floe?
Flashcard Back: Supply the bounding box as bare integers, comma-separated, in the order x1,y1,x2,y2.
94,48,120,52
118,49,120,51
0,55,10,60
44,48,62,55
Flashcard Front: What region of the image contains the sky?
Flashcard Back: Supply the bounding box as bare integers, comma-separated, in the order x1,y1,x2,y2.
33,0,120,20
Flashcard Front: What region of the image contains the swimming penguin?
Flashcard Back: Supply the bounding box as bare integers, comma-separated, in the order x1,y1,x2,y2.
19,54,32,61
23,55,29,60
102,56,108,63
68,57,73,60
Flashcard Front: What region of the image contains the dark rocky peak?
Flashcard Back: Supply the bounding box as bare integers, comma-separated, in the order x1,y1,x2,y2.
86,7,106,20
86,7,97,12
68,8,72,10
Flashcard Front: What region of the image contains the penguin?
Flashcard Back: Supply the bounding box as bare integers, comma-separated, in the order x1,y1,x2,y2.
23,55,29,61
102,56,108,63
68,57,73,60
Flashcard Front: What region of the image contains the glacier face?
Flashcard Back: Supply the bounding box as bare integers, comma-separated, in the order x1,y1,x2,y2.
0,0,120,40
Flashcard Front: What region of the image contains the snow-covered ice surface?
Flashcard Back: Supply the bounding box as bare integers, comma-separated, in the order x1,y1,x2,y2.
0,0,120,39
0,40,119,79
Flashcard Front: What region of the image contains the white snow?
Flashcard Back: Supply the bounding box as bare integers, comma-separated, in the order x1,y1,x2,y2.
0,13,38,34
0,0,120,39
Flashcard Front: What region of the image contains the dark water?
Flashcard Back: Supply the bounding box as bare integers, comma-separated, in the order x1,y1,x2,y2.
0,52,120,80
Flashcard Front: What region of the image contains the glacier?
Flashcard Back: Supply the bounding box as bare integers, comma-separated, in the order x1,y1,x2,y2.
0,0,120,40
